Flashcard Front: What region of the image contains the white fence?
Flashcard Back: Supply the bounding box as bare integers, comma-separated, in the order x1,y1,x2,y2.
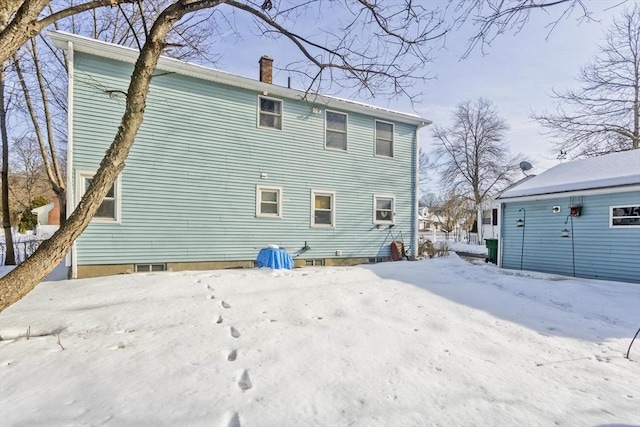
419,230,479,245
0,226,58,266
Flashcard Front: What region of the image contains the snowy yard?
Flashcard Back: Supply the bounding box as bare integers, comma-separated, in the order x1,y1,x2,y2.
0,254,638,426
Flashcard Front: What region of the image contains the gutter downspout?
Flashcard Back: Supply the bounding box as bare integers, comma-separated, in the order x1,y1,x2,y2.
414,121,431,259
497,202,504,267
65,41,77,279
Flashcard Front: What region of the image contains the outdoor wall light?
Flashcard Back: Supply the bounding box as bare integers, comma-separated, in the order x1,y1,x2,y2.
561,228,570,238
516,218,525,227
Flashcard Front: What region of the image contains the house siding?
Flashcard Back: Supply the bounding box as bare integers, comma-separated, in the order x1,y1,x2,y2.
501,191,640,283
72,52,417,267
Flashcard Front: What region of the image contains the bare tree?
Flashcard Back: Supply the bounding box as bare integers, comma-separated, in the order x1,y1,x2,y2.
1,60,16,265
450,0,602,59
0,0,139,64
431,98,523,209
532,4,640,157
12,41,67,220
9,136,51,212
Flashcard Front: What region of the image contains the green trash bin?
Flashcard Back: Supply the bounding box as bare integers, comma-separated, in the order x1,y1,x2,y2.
485,238,498,264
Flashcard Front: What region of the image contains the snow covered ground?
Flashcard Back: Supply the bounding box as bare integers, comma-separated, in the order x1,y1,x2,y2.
1,255,638,426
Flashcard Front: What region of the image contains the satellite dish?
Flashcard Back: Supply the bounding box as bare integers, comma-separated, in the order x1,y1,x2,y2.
519,161,532,171
519,161,533,176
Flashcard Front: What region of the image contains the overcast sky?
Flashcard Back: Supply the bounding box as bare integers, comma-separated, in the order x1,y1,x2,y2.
207,1,622,182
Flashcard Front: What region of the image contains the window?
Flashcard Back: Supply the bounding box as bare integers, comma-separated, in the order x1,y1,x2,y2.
312,190,335,227
76,171,121,223
610,205,640,227
375,120,394,157
326,111,347,150
482,210,492,225
374,195,395,224
258,96,282,129
256,186,282,218
482,209,498,225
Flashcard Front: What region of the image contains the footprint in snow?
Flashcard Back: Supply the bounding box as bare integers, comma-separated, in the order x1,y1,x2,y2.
238,370,252,391
221,301,231,309
207,284,215,291
226,412,241,427
230,327,240,338
216,315,223,324
207,295,215,300
228,349,238,362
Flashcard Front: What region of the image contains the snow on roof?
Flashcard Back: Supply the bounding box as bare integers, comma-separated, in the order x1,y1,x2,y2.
499,150,640,199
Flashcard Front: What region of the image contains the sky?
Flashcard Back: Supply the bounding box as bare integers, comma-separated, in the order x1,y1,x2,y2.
201,1,624,181
1,251,638,426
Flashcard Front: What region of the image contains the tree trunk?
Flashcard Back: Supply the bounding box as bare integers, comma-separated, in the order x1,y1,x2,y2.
0,0,224,313
1,61,16,266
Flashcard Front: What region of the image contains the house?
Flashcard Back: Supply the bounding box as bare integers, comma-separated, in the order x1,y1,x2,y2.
30,198,61,226
497,150,640,283
418,207,447,232
477,176,536,242
50,31,431,279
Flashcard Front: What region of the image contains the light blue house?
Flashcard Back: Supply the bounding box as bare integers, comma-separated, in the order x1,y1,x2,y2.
497,150,640,283
51,32,431,278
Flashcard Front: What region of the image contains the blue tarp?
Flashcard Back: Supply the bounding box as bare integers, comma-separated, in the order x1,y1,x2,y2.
256,247,294,269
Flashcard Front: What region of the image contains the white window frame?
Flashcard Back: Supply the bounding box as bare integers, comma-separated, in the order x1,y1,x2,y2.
76,170,122,223
374,120,394,158
256,185,283,218
311,190,336,228
610,205,640,228
373,194,395,225
257,95,283,130
325,110,348,151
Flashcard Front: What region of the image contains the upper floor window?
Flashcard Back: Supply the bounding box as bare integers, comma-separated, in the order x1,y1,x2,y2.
326,111,347,151
482,209,498,225
256,186,282,218
77,171,121,223
374,195,395,224
610,205,640,227
312,190,335,227
375,120,393,157
259,96,282,129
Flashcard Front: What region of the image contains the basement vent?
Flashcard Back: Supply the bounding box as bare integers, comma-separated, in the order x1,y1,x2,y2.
368,257,385,264
135,263,167,273
305,259,325,267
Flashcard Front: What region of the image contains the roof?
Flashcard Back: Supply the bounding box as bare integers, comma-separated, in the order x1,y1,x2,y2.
498,150,640,200
48,31,431,128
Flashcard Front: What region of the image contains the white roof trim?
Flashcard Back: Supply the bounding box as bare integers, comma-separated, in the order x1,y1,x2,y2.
48,31,432,128
498,185,640,203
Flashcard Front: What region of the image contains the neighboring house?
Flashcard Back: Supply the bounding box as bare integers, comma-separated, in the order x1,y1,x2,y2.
477,200,499,240
418,206,457,232
477,176,536,242
497,150,640,283
51,32,431,279
418,207,443,231
30,198,61,226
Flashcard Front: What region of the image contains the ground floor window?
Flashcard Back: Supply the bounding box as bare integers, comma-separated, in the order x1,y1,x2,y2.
76,171,121,223
256,186,282,218
610,205,640,227
312,190,335,227
374,195,395,224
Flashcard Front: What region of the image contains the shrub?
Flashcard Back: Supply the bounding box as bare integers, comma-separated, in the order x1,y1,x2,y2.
419,239,450,259
17,196,49,233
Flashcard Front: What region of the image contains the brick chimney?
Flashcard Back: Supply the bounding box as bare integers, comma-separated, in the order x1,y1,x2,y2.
259,55,273,84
